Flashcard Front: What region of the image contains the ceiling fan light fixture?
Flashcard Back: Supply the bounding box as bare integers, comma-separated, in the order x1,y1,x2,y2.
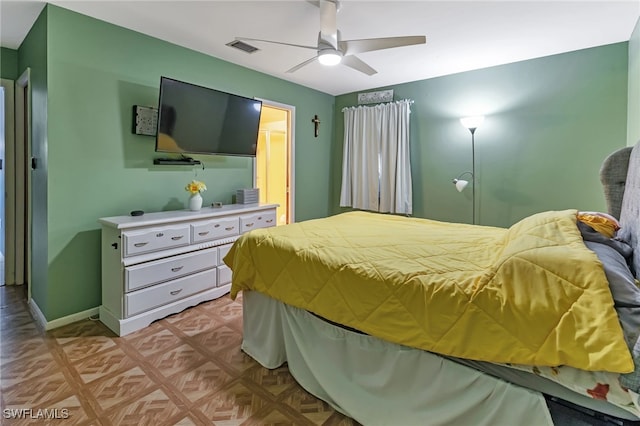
318,49,343,66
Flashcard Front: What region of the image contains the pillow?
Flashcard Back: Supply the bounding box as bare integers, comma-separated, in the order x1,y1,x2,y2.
584,239,640,390
577,221,632,260
584,240,639,308
577,211,620,238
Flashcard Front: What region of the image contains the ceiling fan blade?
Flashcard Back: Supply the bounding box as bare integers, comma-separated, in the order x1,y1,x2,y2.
286,56,319,73
319,0,338,48
340,35,426,55
342,55,377,76
235,37,317,51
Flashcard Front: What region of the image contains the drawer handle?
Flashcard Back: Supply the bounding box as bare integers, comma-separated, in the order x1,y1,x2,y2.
171,236,184,241
225,226,235,231
198,231,210,236
214,224,220,228
171,266,184,272
170,289,183,296
156,233,164,237
134,242,148,247
266,219,274,223
245,223,254,227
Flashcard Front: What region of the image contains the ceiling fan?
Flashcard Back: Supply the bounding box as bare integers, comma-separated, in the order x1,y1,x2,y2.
236,0,426,75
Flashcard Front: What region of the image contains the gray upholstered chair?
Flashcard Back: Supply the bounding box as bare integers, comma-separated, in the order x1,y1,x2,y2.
600,146,632,219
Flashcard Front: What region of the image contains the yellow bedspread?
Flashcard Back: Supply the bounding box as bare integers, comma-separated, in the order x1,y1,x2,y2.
225,210,633,373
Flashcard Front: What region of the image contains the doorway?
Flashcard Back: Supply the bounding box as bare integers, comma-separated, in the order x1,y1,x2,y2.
2,70,30,298
0,79,15,287
255,101,295,225
15,70,30,299
0,85,5,285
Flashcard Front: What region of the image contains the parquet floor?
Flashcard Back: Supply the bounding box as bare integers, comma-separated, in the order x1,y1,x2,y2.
0,285,359,425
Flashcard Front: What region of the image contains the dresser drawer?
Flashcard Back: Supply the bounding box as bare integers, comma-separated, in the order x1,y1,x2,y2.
217,265,232,287
123,225,190,257
125,247,218,292
239,210,277,233
124,269,217,317
191,217,240,243
218,243,233,265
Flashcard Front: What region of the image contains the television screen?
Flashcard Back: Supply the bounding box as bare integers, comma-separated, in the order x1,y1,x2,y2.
155,77,262,157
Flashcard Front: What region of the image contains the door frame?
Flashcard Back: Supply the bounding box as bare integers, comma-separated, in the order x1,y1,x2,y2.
255,99,295,224
14,69,30,298
1,79,15,286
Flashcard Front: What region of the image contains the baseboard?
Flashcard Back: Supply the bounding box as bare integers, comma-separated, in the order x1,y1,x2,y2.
28,298,99,331
28,298,47,331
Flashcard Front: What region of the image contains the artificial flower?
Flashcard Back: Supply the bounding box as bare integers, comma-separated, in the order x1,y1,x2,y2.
185,180,207,194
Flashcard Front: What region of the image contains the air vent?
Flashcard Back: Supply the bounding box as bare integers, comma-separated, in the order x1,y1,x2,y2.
226,40,259,54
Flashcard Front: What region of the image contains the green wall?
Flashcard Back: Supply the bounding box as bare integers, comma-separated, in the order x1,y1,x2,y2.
333,43,629,227
1,47,18,79
17,8,49,316
36,5,334,321
628,17,640,146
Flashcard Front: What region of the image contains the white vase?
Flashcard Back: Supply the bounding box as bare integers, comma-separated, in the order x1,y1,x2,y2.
189,193,203,211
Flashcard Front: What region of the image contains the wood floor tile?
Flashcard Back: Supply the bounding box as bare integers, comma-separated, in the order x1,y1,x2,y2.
60,336,117,363
124,328,183,357
171,414,201,426
0,336,47,361
1,321,41,341
2,371,75,408
85,366,156,411
104,388,184,426
191,325,242,354
280,384,337,425
244,406,311,426
246,365,296,398
163,304,212,324
168,361,234,403
213,301,243,323
214,342,259,374
0,310,34,329
0,285,359,426
146,343,206,379
194,381,269,424
166,313,224,337
46,394,95,425
70,346,139,384
0,351,62,387
48,319,115,344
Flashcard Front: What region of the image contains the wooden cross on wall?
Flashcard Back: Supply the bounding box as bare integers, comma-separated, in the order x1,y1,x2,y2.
312,115,320,138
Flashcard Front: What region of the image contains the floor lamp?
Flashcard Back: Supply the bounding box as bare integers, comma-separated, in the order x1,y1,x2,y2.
453,115,484,224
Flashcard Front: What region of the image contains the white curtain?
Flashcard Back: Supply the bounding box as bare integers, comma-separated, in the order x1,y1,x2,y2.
340,100,413,215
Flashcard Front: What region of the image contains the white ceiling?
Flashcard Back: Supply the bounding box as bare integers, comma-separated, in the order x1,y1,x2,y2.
2,1,639,96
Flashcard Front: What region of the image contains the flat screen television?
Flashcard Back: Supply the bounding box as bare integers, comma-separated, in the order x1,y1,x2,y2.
155,76,263,157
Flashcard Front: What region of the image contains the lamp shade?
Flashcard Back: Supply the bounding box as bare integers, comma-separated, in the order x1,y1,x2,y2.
460,116,485,130
453,179,469,192
318,49,343,66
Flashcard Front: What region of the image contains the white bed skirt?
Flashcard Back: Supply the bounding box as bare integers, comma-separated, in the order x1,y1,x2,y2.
241,290,553,426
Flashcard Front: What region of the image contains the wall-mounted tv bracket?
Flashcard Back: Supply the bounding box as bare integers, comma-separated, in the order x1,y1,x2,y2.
132,105,158,136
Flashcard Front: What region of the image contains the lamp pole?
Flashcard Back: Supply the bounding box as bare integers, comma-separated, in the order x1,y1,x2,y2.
459,115,484,225
469,127,476,225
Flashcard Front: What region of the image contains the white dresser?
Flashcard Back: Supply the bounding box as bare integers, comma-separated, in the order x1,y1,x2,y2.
99,203,277,336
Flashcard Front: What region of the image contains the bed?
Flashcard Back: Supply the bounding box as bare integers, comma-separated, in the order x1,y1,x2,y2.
224,141,640,425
